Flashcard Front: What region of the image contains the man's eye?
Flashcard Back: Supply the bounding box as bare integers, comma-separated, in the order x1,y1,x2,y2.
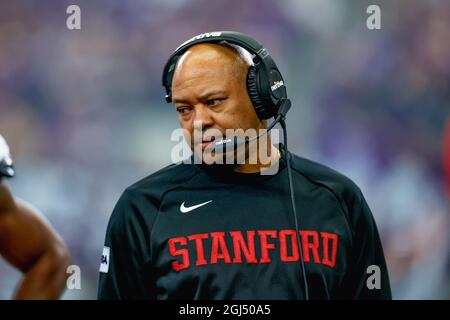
206,99,223,107
176,107,189,114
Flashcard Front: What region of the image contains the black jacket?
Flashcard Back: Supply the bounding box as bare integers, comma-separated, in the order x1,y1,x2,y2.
98,147,391,299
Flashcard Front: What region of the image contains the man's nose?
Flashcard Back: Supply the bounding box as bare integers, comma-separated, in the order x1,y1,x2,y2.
194,105,214,129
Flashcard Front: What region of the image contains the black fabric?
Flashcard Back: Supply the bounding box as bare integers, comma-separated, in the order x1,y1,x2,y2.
98,148,391,300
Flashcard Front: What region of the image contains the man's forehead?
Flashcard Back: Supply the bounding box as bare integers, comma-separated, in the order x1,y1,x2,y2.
174,44,237,77
171,72,230,103
179,43,238,63
172,46,240,93
173,63,230,86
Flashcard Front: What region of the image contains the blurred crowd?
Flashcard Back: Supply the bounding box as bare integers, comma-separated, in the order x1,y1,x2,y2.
0,0,449,299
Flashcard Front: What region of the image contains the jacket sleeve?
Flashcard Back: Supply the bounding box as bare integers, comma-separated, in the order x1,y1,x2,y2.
97,189,157,300
340,188,392,299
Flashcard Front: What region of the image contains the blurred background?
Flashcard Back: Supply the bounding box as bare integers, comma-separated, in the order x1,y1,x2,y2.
0,0,449,299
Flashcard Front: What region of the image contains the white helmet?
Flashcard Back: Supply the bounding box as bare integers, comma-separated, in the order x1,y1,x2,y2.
0,134,14,177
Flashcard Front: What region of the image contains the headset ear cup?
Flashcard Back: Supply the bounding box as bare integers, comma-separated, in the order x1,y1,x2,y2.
247,66,267,120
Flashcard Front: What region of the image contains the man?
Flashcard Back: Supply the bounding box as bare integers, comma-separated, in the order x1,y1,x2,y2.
98,32,391,299
0,134,70,299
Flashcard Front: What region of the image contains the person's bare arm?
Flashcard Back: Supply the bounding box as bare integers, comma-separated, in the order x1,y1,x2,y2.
0,180,71,299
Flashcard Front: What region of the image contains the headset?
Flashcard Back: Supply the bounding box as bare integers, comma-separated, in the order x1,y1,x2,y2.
162,31,310,300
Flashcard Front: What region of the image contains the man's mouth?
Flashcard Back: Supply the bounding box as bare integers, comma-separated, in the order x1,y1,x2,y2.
200,136,216,151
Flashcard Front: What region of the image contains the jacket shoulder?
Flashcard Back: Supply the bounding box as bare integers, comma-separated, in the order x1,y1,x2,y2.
289,153,364,214
125,162,200,198
109,162,200,225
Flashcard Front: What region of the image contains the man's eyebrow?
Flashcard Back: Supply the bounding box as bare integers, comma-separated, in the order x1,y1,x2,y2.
172,97,190,104
198,90,227,100
172,90,227,104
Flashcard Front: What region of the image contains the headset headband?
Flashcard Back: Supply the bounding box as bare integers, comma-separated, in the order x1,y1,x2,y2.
162,31,277,102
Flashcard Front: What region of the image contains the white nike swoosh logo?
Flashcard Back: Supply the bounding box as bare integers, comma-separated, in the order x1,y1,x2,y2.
180,200,213,213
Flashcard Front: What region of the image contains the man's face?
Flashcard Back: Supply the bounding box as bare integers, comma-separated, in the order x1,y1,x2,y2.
171,44,264,162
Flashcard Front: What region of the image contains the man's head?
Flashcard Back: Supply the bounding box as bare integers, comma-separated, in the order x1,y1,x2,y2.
170,43,268,161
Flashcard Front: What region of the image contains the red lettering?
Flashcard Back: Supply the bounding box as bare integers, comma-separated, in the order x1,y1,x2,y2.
279,230,299,262
230,231,258,264
258,230,277,263
321,232,339,268
299,230,321,263
168,237,189,271
187,233,209,266
168,230,339,271
210,232,232,264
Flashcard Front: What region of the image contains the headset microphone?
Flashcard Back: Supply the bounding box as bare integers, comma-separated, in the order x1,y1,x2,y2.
211,99,291,153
